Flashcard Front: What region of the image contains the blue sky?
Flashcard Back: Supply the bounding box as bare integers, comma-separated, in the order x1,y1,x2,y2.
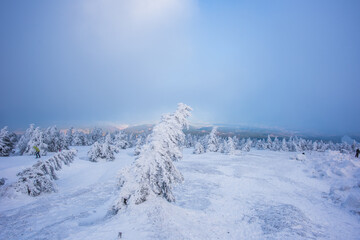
1,0,360,135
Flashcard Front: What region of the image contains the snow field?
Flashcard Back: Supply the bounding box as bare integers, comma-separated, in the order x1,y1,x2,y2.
0,147,359,239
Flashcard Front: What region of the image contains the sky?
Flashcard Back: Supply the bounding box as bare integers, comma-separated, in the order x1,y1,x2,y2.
1,0,360,135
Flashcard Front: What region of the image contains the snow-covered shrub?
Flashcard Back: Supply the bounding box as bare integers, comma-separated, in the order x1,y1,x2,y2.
0,127,14,156
207,127,219,152
87,134,115,162
11,150,77,196
193,142,205,154
112,103,192,213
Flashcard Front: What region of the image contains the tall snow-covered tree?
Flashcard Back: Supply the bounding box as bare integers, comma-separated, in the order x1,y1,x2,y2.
25,127,48,156
15,124,35,155
112,103,192,213
207,127,219,152
0,127,14,156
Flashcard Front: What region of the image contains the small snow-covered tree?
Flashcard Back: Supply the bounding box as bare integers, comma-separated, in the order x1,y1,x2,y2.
65,127,74,146
193,141,205,154
72,130,86,146
272,137,281,151
24,127,48,156
255,139,266,150
266,135,272,150
113,131,129,151
44,126,67,152
281,138,289,151
207,127,219,152
112,103,192,213
87,142,102,162
88,127,103,145
289,137,300,152
134,136,145,156
242,138,252,152
224,137,236,155
15,124,35,155
87,134,115,162
0,127,14,156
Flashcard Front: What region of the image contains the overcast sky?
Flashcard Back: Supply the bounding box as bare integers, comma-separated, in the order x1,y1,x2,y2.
1,0,360,135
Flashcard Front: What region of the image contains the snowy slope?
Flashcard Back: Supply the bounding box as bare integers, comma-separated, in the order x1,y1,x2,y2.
0,148,359,240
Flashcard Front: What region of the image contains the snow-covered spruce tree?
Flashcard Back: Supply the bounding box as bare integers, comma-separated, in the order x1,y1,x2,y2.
87,134,115,162
15,124,35,155
113,131,129,151
281,138,289,151
24,127,48,156
266,135,272,150
193,141,205,154
255,139,266,150
242,138,252,152
207,127,219,152
87,142,102,162
88,127,103,145
102,134,116,161
65,127,74,146
218,139,226,153
112,103,192,213
44,126,68,152
134,136,145,156
0,127,14,156
71,130,86,146
225,137,236,155
272,137,281,151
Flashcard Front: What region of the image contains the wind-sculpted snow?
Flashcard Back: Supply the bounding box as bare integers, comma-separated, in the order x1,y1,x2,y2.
306,151,360,214
253,204,324,239
3,150,77,197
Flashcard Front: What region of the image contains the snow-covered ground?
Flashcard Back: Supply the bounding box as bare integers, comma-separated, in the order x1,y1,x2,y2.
0,147,359,240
